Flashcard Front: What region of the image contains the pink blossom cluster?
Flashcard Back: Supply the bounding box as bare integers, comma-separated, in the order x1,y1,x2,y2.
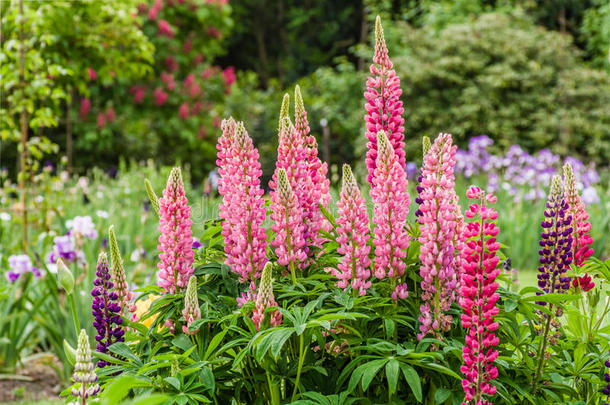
371,131,410,300
217,118,268,283
332,164,371,295
563,163,594,267
252,263,282,331
157,167,195,294
417,133,460,340
364,16,405,185
459,186,500,405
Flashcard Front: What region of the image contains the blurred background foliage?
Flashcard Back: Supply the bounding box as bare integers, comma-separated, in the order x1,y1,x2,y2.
1,0,609,181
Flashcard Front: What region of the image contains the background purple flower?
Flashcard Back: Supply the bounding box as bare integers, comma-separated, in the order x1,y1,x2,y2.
6,255,41,282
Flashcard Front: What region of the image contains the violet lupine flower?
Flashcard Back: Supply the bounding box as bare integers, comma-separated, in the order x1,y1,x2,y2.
6,254,41,282
417,133,459,340
364,16,406,186
71,329,100,401
563,163,594,267
332,164,371,295
91,252,124,368
295,85,331,245
536,175,573,304
414,136,431,224
270,168,307,281
109,226,134,316
371,131,410,300
182,276,201,335
217,120,268,283
603,352,610,404
157,168,195,294
459,186,501,405
251,262,282,331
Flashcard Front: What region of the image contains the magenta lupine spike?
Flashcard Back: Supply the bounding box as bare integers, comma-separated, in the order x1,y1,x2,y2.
270,168,307,281
270,118,310,268
364,16,406,185
563,163,594,267
157,167,194,294
417,133,459,340
371,131,410,299
252,262,282,331
295,86,332,244
452,194,466,289
332,164,372,295
217,120,268,283
460,186,501,405
182,276,201,335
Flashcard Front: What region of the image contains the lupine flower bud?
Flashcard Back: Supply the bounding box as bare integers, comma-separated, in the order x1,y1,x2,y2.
71,329,100,401
371,131,410,299
422,136,431,156
279,93,290,130
459,186,500,405
91,252,124,367
57,258,75,295
109,226,134,316
364,16,406,185
417,133,459,340
252,262,282,331
182,276,201,335
157,167,195,294
563,163,594,267
217,120,268,283
144,178,160,217
331,165,371,295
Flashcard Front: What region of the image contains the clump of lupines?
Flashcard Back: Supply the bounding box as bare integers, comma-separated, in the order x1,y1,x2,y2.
563,163,594,267
414,136,431,224
91,252,124,368
459,186,500,405
270,168,307,282
157,167,195,294
252,262,282,331
294,86,332,246
71,329,100,403
217,118,268,283
417,133,460,340
364,16,406,185
533,175,573,383
108,226,134,316
371,131,410,299
332,164,371,295
182,275,201,335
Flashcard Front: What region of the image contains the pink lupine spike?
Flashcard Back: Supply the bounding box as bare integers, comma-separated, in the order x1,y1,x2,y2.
252,262,282,331
417,133,460,340
332,164,372,295
217,119,268,283
270,168,307,282
371,131,410,299
157,167,194,294
364,16,406,186
459,186,501,405
563,163,594,267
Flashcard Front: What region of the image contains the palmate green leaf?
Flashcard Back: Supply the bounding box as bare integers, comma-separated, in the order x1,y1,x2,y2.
348,358,387,392
434,387,451,404
270,328,294,359
385,359,399,395
108,342,142,366
100,374,151,404
164,376,181,390
522,293,581,304
399,363,422,402
204,329,227,360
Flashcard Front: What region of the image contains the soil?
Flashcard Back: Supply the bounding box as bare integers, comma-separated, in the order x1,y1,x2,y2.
0,356,62,403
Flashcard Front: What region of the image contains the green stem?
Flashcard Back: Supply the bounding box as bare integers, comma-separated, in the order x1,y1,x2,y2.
68,294,80,336
290,261,297,285
267,372,280,405
291,334,305,401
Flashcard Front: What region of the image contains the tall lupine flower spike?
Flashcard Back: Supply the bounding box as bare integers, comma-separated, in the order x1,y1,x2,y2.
417,133,459,340
91,252,124,368
332,164,372,295
459,186,500,405
182,275,201,335
415,136,431,223
71,329,100,403
371,131,410,300
603,351,610,405
563,163,593,267
364,16,406,185
108,226,134,316
270,168,307,283
217,120,268,283
252,262,282,331
157,167,195,294
533,175,573,385
279,93,290,129
295,85,331,246
144,178,160,216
